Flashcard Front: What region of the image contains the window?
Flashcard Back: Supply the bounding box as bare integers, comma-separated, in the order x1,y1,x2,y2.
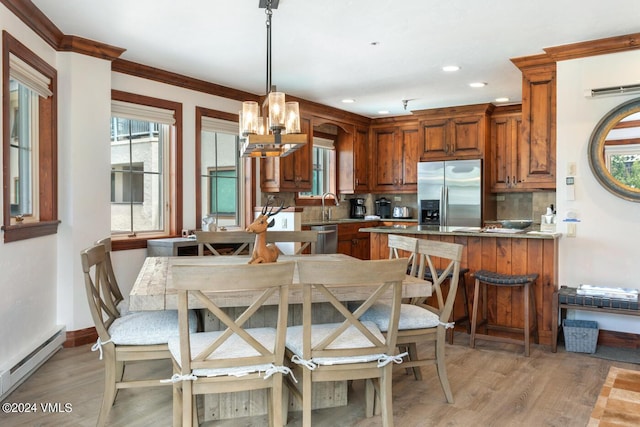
2,31,58,242
110,91,182,249
196,108,243,228
299,136,336,197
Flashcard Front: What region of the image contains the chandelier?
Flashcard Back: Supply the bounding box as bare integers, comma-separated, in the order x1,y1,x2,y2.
239,0,307,158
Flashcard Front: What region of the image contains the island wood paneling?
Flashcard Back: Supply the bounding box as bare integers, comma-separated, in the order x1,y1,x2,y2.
369,232,558,346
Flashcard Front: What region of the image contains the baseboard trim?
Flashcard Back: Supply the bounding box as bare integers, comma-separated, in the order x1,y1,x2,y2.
64,327,97,348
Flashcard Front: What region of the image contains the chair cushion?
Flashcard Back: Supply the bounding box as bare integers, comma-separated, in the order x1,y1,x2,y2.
108,309,197,345
286,321,387,366
360,303,439,332
167,327,278,377
116,299,130,316
474,270,538,285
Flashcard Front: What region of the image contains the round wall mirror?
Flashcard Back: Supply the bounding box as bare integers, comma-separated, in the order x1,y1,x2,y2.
588,97,640,202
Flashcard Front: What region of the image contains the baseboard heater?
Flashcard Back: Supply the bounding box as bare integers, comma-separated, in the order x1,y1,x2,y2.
0,327,66,401
584,83,640,98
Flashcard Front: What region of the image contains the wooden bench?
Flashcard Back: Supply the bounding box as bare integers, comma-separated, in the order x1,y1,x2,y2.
551,286,640,352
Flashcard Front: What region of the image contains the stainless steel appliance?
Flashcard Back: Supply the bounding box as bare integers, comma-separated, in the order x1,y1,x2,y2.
349,198,366,219
393,206,412,218
375,197,392,219
310,224,337,253
418,159,482,227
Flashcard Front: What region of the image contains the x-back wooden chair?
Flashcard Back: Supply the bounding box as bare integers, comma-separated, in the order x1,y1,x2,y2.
285,258,409,427
81,243,196,426
168,261,295,427
194,230,255,256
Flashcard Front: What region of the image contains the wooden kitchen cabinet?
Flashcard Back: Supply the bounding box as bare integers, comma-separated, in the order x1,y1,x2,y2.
337,125,369,194
490,105,523,191
511,57,556,189
336,222,370,260
260,116,312,192
370,124,419,193
417,103,494,161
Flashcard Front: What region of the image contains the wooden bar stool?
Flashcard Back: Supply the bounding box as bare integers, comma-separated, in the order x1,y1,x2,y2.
469,270,539,356
424,267,471,344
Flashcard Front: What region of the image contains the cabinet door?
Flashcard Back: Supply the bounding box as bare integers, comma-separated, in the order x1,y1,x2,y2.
281,117,312,190
520,65,556,189
420,118,449,160
372,127,399,191
450,115,485,158
354,127,369,192
338,126,369,194
351,237,370,260
399,126,419,189
490,114,521,191
260,117,312,192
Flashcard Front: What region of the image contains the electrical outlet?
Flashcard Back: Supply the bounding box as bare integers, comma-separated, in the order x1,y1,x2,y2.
281,218,287,229
567,162,577,176
566,223,576,237
394,196,401,202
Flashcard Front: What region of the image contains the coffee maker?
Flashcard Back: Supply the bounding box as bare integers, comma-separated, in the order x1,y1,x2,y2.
375,197,392,219
349,198,366,218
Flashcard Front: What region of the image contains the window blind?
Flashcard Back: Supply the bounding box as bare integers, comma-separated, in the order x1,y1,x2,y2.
9,53,52,98
201,117,238,134
313,136,335,150
111,100,176,125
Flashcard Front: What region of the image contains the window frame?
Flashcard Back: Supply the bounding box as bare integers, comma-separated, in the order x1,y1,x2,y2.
111,90,182,251
295,131,337,206
2,31,59,242
195,107,242,229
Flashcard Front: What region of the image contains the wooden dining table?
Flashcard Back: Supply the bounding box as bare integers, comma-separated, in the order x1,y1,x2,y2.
129,253,431,312
128,253,431,421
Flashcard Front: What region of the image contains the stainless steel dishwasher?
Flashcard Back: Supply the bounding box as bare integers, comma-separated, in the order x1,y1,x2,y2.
311,224,338,254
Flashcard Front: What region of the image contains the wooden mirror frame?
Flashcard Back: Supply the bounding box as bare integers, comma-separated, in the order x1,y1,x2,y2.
588,97,640,202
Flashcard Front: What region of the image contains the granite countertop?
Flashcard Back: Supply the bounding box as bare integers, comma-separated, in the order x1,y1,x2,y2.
359,225,561,239
302,218,417,227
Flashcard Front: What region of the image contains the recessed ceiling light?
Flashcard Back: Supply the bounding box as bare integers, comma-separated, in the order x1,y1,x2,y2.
370,41,380,46
378,110,390,115
442,65,460,72
469,82,487,88
495,97,510,103
342,99,355,103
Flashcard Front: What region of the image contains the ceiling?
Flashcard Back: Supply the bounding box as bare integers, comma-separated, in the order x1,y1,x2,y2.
31,0,640,118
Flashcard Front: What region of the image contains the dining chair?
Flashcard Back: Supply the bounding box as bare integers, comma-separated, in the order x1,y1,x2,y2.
168,261,295,427
265,230,320,254
95,237,129,316
285,258,409,427
360,238,463,403
194,230,255,256
81,243,197,427
387,234,421,284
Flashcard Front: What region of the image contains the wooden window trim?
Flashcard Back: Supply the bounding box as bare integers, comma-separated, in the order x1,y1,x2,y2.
111,90,183,251
2,31,59,242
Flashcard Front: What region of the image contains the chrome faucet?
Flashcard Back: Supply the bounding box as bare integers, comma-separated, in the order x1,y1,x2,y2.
321,192,339,221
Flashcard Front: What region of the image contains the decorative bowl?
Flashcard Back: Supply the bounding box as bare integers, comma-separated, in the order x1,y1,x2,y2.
498,219,533,229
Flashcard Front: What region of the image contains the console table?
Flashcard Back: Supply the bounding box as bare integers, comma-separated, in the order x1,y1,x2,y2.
551,286,640,352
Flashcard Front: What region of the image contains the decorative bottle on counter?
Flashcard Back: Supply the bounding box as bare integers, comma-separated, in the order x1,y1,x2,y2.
540,205,556,232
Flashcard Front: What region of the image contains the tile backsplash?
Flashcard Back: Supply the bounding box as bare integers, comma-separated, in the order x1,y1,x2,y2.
496,191,556,224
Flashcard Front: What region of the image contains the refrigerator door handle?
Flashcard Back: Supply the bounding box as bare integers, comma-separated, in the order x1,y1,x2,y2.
444,186,449,226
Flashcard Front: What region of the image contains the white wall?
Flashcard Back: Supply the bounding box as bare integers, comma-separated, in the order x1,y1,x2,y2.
0,5,61,372
557,50,640,333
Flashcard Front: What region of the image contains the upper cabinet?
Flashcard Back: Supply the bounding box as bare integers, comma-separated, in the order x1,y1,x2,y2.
370,123,419,193
490,105,522,191
511,56,556,190
416,104,494,161
260,116,312,192
337,125,369,194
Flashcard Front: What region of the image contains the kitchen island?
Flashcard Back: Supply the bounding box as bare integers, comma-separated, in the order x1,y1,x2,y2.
360,225,560,347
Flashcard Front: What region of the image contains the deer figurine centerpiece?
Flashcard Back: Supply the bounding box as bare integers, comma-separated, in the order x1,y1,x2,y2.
246,199,285,264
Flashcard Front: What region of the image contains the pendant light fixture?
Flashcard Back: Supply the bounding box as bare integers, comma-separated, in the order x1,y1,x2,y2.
239,0,307,158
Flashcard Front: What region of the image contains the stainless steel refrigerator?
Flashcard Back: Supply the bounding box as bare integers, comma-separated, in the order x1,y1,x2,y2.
418,159,482,227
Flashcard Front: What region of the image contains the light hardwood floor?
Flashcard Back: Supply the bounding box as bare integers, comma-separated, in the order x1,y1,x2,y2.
1,333,637,427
